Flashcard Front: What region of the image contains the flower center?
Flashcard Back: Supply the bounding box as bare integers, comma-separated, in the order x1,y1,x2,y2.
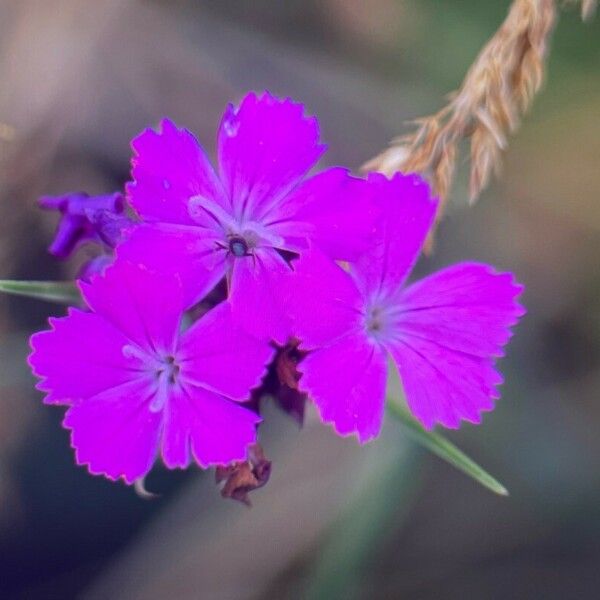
228,235,249,257
149,354,181,413
123,345,182,413
158,355,180,384
365,304,390,342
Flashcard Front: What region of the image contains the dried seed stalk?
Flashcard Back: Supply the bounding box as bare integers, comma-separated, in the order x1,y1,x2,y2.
0,123,16,142
567,0,598,20
364,0,557,238
582,0,598,19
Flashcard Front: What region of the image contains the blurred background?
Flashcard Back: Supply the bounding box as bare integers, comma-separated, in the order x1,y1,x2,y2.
0,1,599,598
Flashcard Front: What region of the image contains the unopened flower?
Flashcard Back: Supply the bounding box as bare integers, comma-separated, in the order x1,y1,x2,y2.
118,92,378,341
39,192,130,258
76,254,114,281
289,173,525,440
28,261,273,483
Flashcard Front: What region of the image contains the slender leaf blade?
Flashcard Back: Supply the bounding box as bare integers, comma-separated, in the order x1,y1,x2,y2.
0,280,80,305
387,397,508,496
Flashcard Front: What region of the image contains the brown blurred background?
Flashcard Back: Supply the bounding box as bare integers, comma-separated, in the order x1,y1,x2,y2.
0,1,599,598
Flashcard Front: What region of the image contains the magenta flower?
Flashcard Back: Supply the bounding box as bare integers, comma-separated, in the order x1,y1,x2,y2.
288,173,525,441
118,92,378,341
28,261,273,483
39,192,130,258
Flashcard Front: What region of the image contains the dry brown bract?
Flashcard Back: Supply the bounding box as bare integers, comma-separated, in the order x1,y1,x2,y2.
364,0,561,243
577,0,598,20
215,444,272,506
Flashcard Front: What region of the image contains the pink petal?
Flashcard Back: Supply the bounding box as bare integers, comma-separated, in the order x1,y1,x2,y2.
179,302,275,401
352,172,438,296
298,333,387,443
228,248,294,344
64,379,162,484
387,339,502,430
127,118,227,224
161,384,260,469
116,224,227,309
395,263,525,357
285,247,363,349
80,260,184,354
267,168,380,261
28,308,132,405
386,262,525,429
217,92,325,222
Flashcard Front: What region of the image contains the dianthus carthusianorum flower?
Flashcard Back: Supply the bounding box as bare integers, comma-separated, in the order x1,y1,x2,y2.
289,173,525,441
28,261,273,483
118,92,377,341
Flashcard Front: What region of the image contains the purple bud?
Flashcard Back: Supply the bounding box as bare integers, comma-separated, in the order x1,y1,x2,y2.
77,254,114,282
39,192,131,259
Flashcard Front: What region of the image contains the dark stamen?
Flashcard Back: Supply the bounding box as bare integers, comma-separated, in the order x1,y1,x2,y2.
168,365,180,384
366,306,385,335
157,355,180,384
228,236,249,257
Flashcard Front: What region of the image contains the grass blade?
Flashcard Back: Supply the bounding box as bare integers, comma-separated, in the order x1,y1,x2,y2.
0,280,80,305
387,397,508,496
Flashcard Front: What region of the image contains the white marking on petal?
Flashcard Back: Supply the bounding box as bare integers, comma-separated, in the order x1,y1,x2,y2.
189,195,237,231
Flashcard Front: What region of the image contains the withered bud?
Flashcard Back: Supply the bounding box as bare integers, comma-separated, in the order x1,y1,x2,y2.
215,443,272,506
275,338,302,389
250,339,307,426
274,338,307,425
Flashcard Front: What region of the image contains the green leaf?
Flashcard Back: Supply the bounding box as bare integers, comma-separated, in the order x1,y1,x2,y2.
0,280,80,305
387,397,508,496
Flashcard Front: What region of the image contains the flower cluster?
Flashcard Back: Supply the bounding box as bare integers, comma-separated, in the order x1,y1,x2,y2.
29,92,524,490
